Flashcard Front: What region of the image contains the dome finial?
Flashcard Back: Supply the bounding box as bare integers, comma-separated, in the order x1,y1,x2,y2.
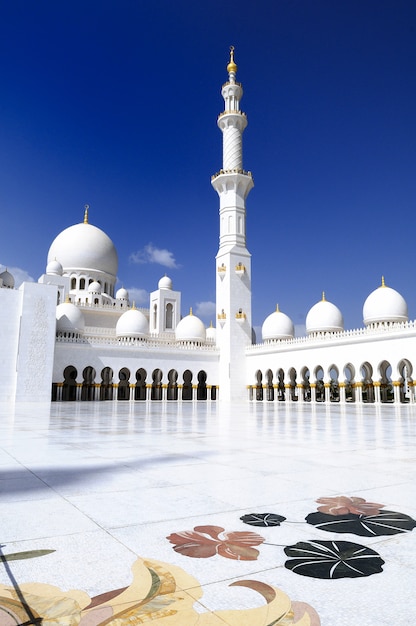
227,45,237,75
190,307,193,316
381,275,386,287
276,303,280,312
83,204,89,224
322,291,326,301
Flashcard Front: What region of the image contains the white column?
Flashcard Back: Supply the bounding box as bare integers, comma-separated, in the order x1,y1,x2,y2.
374,382,381,403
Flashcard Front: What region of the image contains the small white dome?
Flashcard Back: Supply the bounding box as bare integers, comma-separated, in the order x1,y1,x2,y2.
56,302,85,334
46,259,63,276
158,275,173,290
116,287,129,300
88,281,102,293
206,322,216,343
116,307,148,338
176,310,206,343
0,269,15,289
363,279,408,326
262,305,294,341
306,294,344,334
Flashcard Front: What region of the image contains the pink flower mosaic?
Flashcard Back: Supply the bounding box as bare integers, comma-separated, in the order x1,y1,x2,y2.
316,496,385,516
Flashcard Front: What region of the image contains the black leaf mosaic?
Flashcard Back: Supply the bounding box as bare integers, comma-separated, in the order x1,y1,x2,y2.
306,510,416,537
284,540,385,579
240,513,286,527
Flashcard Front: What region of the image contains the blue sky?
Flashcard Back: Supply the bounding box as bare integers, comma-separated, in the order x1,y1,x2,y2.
1,0,415,336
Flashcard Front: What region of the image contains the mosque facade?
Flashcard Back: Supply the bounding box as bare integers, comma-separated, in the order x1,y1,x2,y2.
1,49,415,405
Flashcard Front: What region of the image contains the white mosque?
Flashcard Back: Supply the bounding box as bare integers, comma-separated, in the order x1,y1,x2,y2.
1,48,415,405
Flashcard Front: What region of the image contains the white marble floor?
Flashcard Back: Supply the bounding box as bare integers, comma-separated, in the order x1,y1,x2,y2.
0,400,415,625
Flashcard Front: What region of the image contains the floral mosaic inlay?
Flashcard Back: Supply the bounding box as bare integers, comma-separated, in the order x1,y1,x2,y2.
0,555,320,625
166,525,265,560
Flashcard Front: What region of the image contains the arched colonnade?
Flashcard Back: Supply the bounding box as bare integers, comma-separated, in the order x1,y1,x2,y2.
249,358,414,404
53,366,217,402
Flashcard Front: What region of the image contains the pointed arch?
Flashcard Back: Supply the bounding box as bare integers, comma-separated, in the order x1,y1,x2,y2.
100,367,114,401
81,366,96,401
182,370,193,401
135,368,147,400
118,368,131,400
167,369,178,400
62,366,77,401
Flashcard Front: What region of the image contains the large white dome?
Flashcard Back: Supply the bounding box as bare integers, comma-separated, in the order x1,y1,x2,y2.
306,294,344,334
262,305,294,341
56,302,85,334
176,310,206,343
47,221,118,278
116,307,149,338
363,279,408,326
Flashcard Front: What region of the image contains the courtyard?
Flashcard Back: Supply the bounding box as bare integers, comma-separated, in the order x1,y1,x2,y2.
0,400,415,625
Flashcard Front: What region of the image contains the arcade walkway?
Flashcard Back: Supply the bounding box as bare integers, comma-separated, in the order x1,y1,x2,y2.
0,401,415,625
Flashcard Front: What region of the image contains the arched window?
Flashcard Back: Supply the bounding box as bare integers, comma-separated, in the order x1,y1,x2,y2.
71,277,76,290
80,278,86,290
165,303,173,329
153,304,157,330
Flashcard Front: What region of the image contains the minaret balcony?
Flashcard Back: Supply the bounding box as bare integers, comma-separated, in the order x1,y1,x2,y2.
211,168,253,181
218,109,246,119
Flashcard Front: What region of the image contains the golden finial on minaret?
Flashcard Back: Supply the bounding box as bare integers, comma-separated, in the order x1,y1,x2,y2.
381,276,386,287
322,291,326,301
227,45,237,74
83,204,89,224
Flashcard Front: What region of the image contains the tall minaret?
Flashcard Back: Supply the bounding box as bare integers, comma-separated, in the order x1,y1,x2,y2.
212,47,254,402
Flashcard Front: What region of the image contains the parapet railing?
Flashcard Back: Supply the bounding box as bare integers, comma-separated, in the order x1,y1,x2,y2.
246,320,416,352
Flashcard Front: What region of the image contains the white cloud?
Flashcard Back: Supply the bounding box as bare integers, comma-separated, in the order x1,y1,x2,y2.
126,287,149,306
130,243,179,269
0,264,34,287
194,301,216,318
